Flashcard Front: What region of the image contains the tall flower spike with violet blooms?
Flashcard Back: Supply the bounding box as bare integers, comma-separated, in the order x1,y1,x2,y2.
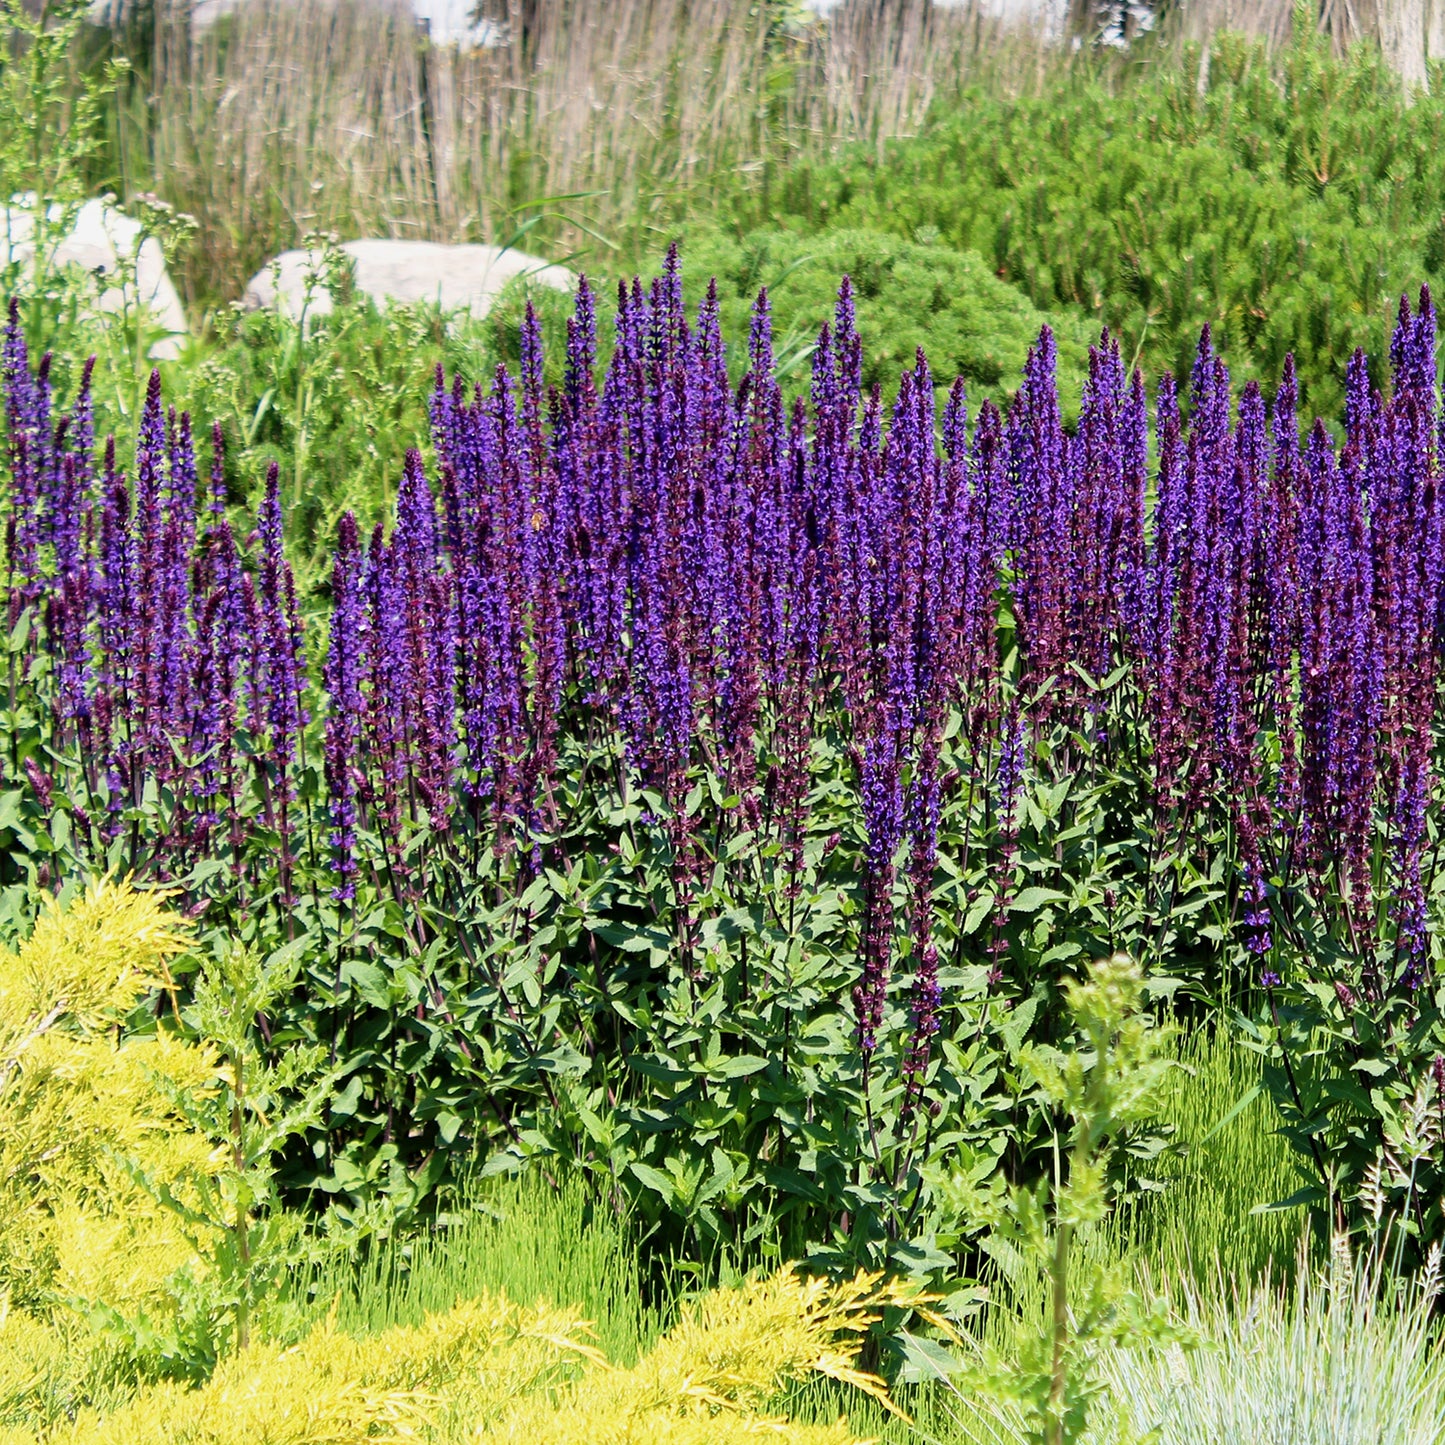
325,512,366,901
2,303,43,621
253,462,307,900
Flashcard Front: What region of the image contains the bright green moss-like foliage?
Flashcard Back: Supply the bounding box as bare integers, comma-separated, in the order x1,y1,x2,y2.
666,228,1093,410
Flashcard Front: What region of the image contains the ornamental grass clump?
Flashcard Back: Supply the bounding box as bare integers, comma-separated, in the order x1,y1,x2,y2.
1095,1240,1445,1445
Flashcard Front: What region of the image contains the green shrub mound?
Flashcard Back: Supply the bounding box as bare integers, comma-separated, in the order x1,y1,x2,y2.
483,228,1093,414
673,227,1093,406
751,33,1445,420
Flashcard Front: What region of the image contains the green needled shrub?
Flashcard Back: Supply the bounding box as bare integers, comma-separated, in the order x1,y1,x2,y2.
748,32,1445,421
485,229,1093,416
671,228,1093,411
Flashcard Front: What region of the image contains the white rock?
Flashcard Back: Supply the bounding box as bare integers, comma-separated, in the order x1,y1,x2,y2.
242,240,573,324
1,197,190,361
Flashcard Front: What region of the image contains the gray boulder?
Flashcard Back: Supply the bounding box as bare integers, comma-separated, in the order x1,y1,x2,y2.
242,239,573,324
1,197,189,360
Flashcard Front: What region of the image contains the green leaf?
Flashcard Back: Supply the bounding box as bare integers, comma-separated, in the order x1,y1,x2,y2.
1251,1186,1321,1213
591,923,669,954
1196,1085,1260,1147
999,996,1039,1058
329,1075,365,1119
0,790,25,834
629,1162,676,1204
1350,1056,1392,1078
711,1055,770,1079
341,958,391,1010
963,891,995,935
1009,887,1067,914
895,1329,968,1384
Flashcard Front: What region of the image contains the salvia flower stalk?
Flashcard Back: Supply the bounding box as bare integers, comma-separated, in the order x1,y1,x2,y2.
8,269,1445,1262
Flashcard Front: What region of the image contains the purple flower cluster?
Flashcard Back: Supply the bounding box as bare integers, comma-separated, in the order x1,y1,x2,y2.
7,268,1445,1107
3,322,287,871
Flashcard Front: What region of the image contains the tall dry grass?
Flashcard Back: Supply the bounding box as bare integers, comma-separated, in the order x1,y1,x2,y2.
112,0,1424,312
116,0,1058,308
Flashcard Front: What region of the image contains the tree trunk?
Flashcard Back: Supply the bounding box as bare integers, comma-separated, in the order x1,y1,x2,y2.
1428,0,1445,67
1378,0,1430,92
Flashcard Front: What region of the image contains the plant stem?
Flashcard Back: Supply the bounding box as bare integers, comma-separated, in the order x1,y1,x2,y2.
1047,1212,1073,1445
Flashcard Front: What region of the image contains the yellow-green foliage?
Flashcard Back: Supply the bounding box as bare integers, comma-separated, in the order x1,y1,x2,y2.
0,884,912,1444
479,1268,926,1445
45,1294,592,1445
5,1270,916,1445
0,1304,140,1435
0,881,215,1316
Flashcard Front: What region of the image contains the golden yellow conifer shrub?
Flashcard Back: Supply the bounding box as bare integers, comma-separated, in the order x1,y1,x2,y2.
0,883,217,1336
477,1267,928,1445
33,1271,908,1445
50,1295,598,1445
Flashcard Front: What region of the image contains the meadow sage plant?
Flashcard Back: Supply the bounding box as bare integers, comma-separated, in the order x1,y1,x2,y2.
6,254,1445,1264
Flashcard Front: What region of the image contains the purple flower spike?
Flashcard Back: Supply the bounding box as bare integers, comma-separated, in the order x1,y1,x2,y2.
325,512,366,900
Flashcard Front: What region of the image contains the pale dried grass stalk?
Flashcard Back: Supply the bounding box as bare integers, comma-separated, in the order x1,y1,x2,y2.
136,0,1053,304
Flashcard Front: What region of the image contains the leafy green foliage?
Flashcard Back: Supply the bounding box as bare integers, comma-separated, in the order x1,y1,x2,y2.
0,0,122,216
1246,971,1445,1269
963,955,1180,1445
663,228,1093,409
129,941,341,1362
0,586,1256,1282
746,31,1445,420
0,0,173,422
169,297,494,591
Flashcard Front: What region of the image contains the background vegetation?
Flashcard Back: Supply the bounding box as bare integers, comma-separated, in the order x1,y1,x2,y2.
12,0,1445,568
